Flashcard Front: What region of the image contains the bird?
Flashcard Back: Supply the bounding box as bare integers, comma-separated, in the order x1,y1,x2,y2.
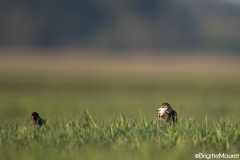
26,112,45,127
156,102,177,123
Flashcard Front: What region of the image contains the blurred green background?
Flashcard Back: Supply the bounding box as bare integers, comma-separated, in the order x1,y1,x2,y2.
0,50,239,124
0,0,240,123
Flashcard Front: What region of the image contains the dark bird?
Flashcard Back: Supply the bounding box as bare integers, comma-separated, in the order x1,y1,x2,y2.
26,112,45,127
156,102,177,123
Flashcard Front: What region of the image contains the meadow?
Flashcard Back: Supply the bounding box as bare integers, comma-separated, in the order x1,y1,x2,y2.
0,50,240,160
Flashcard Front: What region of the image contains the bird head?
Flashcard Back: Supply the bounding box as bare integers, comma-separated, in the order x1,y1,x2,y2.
156,102,172,116
31,112,40,121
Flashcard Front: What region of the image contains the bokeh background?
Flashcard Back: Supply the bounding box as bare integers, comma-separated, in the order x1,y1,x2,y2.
0,0,240,123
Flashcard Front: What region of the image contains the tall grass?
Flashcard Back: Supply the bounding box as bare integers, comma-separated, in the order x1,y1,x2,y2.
0,52,240,159
0,111,239,160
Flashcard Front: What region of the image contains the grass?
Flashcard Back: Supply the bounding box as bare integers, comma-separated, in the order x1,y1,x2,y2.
0,51,240,159
0,73,239,122
0,112,239,160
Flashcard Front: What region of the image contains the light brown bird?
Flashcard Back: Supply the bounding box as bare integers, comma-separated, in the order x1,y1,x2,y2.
26,112,45,127
156,102,177,123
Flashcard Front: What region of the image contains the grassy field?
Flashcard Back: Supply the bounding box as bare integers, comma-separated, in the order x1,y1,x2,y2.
1,113,240,160
0,50,240,159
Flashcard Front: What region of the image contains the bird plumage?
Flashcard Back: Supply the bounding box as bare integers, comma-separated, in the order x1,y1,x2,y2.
156,102,177,123
26,112,45,127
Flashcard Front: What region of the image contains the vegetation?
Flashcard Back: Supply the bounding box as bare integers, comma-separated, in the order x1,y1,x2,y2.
0,111,240,160
0,52,240,159
0,79,240,160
